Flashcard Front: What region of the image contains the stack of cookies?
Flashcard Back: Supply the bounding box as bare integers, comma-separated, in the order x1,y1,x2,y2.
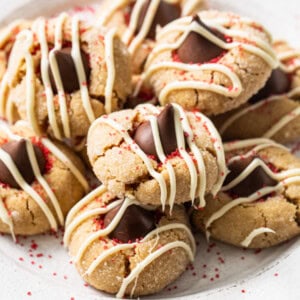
0,0,299,298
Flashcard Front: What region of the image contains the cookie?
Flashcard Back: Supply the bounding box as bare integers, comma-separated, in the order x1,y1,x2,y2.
0,121,89,238
215,41,300,144
141,11,278,115
87,103,227,209
192,138,300,248
215,91,300,144
0,13,132,150
0,19,31,81
97,0,206,74
64,185,195,298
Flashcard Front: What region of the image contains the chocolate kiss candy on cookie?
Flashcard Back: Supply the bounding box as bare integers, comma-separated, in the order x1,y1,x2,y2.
224,156,277,197
136,0,181,39
0,139,46,189
177,15,225,64
103,204,156,243
48,47,90,94
249,68,291,103
133,104,178,157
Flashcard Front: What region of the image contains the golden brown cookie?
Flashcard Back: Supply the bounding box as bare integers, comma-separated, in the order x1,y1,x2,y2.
0,13,132,150
87,103,227,208
97,0,206,74
64,185,195,298
214,41,300,144
142,10,278,115
192,138,300,248
0,121,89,238
215,94,300,144
0,19,31,81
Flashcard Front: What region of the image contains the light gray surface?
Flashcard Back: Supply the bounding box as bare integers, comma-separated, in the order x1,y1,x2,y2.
0,0,299,299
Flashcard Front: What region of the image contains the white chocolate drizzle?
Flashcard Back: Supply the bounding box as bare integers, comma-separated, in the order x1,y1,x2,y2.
89,103,227,209
0,13,118,143
142,13,278,102
219,89,300,140
0,19,27,48
278,49,300,73
0,121,89,238
205,139,300,245
64,184,195,299
241,227,275,247
97,0,130,27
99,0,186,60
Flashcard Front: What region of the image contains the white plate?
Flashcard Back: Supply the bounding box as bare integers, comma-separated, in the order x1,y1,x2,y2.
0,0,300,299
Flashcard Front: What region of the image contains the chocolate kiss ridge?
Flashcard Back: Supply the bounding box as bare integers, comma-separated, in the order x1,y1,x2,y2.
103,203,156,243
136,0,181,39
0,139,46,189
224,156,278,197
177,15,226,64
249,68,291,104
48,47,90,94
133,104,178,157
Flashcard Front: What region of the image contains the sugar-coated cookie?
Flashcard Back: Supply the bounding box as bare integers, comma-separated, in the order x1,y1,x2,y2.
142,11,278,115
214,41,300,144
215,91,300,144
64,185,195,298
0,19,31,81
97,0,206,74
192,138,300,248
0,121,89,238
250,41,300,102
0,13,132,149
87,103,227,209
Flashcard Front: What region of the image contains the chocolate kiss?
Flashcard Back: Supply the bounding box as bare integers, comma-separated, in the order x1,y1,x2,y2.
224,156,278,197
136,0,181,39
177,15,226,64
133,104,178,157
48,47,90,94
0,139,46,189
249,68,291,104
103,203,156,243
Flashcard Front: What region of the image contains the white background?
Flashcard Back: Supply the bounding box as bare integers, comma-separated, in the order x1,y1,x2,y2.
0,0,300,299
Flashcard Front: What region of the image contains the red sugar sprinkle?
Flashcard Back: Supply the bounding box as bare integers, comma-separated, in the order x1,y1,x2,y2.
254,249,262,255
27,291,32,296
210,278,214,282
53,272,57,276
202,274,207,278
64,275,68,280
19,257,24,262
38,265,43,269
241,289,246,293
30,243,38,250
36,253,43,258
274,273,279,277
218,257,225,264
